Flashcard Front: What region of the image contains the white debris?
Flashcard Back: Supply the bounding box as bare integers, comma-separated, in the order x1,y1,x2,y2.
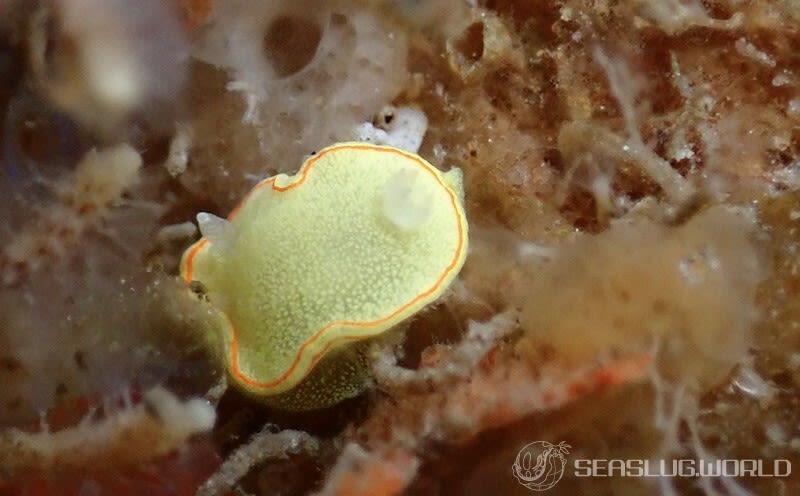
164,124,192,177
353,106,429,153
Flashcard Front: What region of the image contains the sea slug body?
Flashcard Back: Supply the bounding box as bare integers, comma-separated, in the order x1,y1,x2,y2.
181,142,468,409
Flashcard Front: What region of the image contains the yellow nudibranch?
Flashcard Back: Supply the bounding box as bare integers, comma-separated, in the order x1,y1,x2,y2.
180,142,468,410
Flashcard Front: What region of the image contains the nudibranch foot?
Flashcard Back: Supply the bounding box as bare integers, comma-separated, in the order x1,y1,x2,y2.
250,344,372,411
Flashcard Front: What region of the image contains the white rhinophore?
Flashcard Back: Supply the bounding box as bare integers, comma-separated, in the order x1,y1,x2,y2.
197,212,235,252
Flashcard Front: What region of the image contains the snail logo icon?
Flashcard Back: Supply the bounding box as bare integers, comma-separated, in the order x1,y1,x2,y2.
512,441,571,491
